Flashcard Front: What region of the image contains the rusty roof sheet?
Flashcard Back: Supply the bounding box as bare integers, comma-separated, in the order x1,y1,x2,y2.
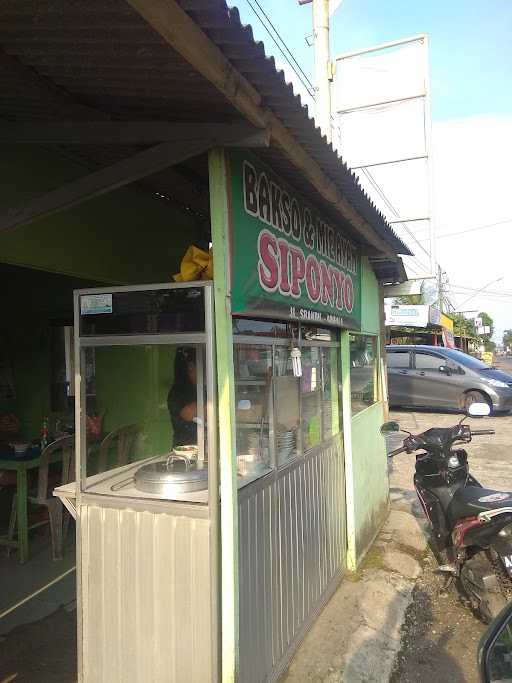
0,0,410,258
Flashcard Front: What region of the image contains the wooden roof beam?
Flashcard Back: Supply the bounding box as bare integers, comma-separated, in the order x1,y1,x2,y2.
0,126,268,234
0,121,267,146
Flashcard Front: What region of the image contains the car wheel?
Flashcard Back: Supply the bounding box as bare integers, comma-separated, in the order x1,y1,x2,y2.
463,390,491,413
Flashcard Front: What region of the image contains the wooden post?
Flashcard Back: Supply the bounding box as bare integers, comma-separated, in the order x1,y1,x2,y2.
340,330,357,570
378,285,390,421
208,148,239,682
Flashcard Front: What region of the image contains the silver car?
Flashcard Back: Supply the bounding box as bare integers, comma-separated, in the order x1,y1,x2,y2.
386,345,512,413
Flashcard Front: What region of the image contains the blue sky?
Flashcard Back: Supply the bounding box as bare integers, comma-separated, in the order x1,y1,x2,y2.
235,0,512,121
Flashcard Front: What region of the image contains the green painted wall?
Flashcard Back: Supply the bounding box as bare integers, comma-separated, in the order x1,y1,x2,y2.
347,256,389,564
0,146,202,439
350,402,388,559
93,345,176,469
360,256,381,334
0,146,201,284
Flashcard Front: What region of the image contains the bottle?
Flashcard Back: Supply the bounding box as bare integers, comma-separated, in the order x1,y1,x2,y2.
41,416,49,450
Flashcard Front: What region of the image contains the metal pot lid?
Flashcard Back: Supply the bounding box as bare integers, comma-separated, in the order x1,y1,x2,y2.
135,461,208,486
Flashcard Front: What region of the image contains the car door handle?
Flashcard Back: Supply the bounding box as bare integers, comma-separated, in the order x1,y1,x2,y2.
416,371,425,376
398,370,408,375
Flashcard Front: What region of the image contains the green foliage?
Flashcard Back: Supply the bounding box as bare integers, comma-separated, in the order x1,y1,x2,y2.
394,295,423,305
478,311,494,344
503,329,512,349
445,312,476,338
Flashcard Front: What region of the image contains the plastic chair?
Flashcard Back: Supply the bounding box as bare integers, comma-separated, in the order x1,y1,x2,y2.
8,435,75,561
97,424,140,473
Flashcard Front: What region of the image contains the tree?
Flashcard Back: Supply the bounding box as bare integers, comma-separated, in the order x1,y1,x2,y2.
478,311,495,351
393,294,423,305
503,329,512,350
445,312,476,338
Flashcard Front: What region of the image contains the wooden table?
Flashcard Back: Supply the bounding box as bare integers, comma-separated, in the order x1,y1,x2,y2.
0,452,41,564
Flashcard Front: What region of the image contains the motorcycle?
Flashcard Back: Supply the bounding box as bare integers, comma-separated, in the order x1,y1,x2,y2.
383,402,512,623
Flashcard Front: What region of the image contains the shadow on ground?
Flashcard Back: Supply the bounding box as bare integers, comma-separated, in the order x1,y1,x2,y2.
0,606,76,682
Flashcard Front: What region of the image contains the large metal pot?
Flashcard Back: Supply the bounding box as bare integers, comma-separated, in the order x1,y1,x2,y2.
134,454,208,496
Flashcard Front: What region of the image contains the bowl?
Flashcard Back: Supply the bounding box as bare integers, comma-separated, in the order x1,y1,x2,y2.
173,444,198,461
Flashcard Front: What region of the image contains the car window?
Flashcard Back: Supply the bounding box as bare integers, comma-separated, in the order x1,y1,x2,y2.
415,352,445,371
443,348,489,371
386,351,410,368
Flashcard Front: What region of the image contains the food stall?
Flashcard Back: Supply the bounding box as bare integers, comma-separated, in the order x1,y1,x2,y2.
53,148,380,683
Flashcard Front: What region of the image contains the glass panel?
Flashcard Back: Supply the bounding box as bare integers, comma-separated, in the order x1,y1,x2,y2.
414,352,444,370
232,318,289,339
387,350,410,368
321,346,340,439
274,346,300,465
301,326,335,343
233,344,273,484
301,346,322,450
81,343,207,496
350,335,378,415
80,287,205,336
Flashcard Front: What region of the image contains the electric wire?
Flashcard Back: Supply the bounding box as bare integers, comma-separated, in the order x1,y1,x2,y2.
243,0,316,97
418,217,512,241
246,0,316,94
359,167,433,271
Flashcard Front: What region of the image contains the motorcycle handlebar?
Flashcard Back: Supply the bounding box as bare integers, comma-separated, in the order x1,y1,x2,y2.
388,446,406,457
471,429,495,436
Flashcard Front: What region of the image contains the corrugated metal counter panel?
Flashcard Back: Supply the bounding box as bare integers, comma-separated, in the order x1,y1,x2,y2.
238,435,346,682
80,503,212,683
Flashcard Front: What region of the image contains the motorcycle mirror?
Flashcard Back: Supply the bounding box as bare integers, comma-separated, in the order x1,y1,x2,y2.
468,403,491,418
478,601,512,682
380,421,400,435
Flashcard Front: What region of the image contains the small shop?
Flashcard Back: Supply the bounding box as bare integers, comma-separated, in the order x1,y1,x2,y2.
0,2,409,681
386,304,456,347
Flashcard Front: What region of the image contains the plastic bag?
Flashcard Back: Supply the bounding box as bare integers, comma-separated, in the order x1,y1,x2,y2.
173,245,213,282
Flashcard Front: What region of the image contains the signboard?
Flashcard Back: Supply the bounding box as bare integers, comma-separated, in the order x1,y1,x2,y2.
440,314,454,333
442,329,455,349
80,294,113,315
385,304,430,327
477,325,491,336
428,306,441,326
228,151,361,328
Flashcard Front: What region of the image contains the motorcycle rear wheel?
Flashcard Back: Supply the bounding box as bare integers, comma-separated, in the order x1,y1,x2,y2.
460,551,509,624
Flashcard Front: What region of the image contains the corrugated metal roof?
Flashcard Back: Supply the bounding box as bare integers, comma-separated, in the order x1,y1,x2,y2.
0,0,410,260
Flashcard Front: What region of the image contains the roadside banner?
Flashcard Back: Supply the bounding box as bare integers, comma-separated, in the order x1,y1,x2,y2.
228,151,362,329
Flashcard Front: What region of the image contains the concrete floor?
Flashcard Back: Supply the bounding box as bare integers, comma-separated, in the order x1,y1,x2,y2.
0,524,77,681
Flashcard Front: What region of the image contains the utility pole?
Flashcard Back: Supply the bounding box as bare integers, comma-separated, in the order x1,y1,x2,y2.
299,0,334,143
437,264,443,312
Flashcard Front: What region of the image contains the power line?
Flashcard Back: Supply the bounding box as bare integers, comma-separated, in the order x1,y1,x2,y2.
360,167,433,270
252,0,315,92
244,0,316,97
419,217,512,242
449,283,512,296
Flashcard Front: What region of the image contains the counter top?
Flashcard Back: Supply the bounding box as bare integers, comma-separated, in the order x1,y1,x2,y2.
55,456,209,504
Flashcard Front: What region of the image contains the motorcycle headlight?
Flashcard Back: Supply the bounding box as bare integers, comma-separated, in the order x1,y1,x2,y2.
499,524,512,537
487,378,508,388
448,455,460,468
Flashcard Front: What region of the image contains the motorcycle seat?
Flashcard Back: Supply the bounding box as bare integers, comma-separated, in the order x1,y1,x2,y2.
448,486,512,521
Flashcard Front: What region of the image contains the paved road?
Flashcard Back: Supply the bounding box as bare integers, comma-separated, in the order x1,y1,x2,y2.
388,357,512,682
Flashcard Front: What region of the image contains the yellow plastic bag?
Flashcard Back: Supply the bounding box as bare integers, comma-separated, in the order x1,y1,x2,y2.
173,245,213,282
